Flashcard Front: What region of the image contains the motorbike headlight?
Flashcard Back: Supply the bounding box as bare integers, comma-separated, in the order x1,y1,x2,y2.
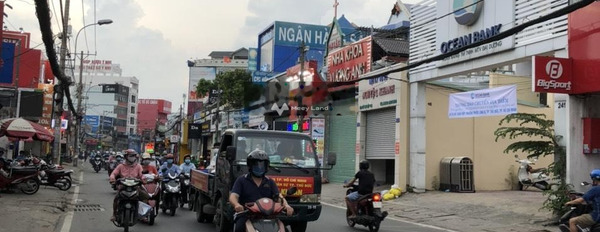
184,180,190,185
300,194,320,203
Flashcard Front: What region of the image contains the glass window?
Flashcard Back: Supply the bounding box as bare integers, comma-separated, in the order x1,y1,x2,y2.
235,134,317,168
130,117,134,125
131,106,135,114
131,95,136,103
129,128,134,134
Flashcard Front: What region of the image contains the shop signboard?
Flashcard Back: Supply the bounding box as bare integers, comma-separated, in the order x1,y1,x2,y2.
326,37,372,82
274,21,329,49
189,67,216,101
448,85,517,118
188,123,202,139
0,42,15,84
38,83,54,127
532,56,572,94
248,48,258,72
436,0,515,66
249,114,265,127
201,122,211,136
358,76,398,111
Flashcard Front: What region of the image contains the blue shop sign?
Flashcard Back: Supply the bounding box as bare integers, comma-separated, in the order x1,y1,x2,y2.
274,21,329,49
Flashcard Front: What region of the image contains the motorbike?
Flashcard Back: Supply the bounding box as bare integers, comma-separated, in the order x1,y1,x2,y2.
515,154,555,191
558,182,600,232
92,156,104,173
233,187,297,232
160,172,180,216
112,178,152,232
0,165,40,195
344,184,388,232
179,172,192,209
103,154,111,170
140,173,160,225
38,159,72,191
107,159,120,178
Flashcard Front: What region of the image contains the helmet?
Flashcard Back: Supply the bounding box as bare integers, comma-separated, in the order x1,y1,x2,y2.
359,160,370,170
115,154,124,160
165,154,175,159
591,169,600,181
141,153,151,160
247,150,270,177
124,149,137,156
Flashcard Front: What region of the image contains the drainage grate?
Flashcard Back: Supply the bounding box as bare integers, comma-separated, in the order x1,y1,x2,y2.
74,204,104,212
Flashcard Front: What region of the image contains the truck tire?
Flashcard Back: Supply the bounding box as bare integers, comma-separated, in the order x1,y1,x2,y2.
195,196,206,223
214,198,230,232
290,221,308,232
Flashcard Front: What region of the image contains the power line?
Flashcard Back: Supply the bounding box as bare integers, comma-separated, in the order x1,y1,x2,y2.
81,0,89,53
50,0,62,33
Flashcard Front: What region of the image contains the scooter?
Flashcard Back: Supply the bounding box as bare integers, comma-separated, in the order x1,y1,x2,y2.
140,173,160,225
179,172,192,209
38,159,72,191
160,172,180,216
559,182,600,232
92,156,104,173
112,178,149,232
344,184,388,232
515,154,555,191
233,187,297,232
0,165,40,195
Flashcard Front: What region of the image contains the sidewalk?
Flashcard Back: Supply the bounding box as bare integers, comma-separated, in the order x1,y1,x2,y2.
0,163,82,232
320,183,557,232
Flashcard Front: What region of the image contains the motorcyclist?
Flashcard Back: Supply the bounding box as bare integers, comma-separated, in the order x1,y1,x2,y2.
229,150,293,232
158,154,180,178
344,160,376,219
109,149,148,222
179,155,196,175
565,169,600,232
141,153,158,175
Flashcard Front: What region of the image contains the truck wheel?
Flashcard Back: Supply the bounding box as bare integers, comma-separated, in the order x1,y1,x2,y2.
290,221,308,232
214,198,230,232
196,196,205,223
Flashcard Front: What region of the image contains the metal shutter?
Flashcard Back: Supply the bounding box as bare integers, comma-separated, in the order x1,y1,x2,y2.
328,114,357,183
366,108,395,159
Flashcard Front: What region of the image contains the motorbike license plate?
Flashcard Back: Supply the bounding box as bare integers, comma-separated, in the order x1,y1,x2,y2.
373,201,382,208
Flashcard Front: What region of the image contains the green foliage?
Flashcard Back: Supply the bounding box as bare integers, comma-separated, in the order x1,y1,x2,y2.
494,113,568,215
195,69,263,109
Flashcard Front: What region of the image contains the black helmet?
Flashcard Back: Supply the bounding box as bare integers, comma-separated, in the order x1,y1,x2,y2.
247,150,270,177
359,160,370,170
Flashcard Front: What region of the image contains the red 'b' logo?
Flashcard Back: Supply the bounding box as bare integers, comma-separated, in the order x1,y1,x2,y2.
545,60,563,79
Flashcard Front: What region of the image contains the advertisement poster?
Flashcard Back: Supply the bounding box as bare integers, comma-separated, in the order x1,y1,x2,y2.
311,118,325,160
188,67,217,101
448,85,517,118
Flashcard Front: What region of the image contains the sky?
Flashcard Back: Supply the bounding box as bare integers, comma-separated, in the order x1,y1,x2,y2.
6,0,420,113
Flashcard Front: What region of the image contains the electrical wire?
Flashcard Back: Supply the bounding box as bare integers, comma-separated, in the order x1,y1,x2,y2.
50,0,62,33
81,0,89,53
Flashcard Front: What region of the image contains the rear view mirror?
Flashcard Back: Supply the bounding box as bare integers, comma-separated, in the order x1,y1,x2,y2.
327,152,337,166
226,146,236,161
582,181,591,186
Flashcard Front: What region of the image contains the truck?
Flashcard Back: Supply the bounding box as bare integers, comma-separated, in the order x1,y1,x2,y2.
189,129,337,232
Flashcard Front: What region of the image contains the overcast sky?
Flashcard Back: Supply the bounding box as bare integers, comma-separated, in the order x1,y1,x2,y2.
7,0,420,112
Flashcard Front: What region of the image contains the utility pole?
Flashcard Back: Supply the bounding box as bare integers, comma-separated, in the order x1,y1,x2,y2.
53,0,71,164
73,50,84,167
297,42,306,133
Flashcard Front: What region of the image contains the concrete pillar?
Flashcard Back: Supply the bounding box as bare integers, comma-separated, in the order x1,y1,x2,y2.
409,81,427,192
356,110,366,172
396,72,410,190
513,60,532,77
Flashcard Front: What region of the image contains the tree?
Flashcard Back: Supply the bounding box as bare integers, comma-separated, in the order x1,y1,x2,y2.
196,69,263,109
494,113,568,216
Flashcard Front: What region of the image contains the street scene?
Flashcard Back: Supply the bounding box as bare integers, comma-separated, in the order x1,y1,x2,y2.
1,0,600,232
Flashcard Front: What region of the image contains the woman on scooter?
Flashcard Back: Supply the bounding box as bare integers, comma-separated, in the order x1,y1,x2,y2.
141,153,158,175
565,169,600,232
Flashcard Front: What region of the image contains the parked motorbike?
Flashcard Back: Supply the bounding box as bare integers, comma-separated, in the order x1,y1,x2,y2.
112,178,149,232
160,172,180,216
344,184,388,232
233,187,297,232
515,154,555,191
140,173,160,225
92,156,104,173
38,159,72,191
0,165,40,195
179,172,192,209
559,182,600,232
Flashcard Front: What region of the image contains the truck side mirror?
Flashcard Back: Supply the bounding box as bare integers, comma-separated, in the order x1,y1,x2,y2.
226,146,236,161
327,152,337,166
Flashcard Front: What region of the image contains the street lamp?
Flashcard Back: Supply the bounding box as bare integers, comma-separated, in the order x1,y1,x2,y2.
73,19,113,166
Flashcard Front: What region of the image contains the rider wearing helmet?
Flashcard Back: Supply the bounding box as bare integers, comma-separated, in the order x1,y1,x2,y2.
141,153,158,175
109,149,147,222
158,154,180,178
343,160,376,219
229,150,293,232
566,169,600,232
179,154,196,175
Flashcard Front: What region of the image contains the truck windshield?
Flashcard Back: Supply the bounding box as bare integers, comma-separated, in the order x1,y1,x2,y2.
236,135,318,168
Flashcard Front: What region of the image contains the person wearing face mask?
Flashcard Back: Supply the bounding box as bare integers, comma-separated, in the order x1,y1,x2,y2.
179,155,196,175
158,154,180,178
109,149,148,222
229,150,293,232
141,153,158,175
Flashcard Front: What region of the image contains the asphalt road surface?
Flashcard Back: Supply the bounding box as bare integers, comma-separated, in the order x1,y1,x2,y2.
66,165,449,232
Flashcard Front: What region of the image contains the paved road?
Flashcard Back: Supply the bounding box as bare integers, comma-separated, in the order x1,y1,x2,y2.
67,165,449,232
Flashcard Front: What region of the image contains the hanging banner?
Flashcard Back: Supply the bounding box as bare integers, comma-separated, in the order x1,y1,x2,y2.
448,85,517,118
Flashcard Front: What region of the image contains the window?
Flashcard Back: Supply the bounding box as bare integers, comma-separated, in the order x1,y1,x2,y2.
130,117,135,125
131,106,135,114
131,95,136,103
129,128,134,135
233,134,317,168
